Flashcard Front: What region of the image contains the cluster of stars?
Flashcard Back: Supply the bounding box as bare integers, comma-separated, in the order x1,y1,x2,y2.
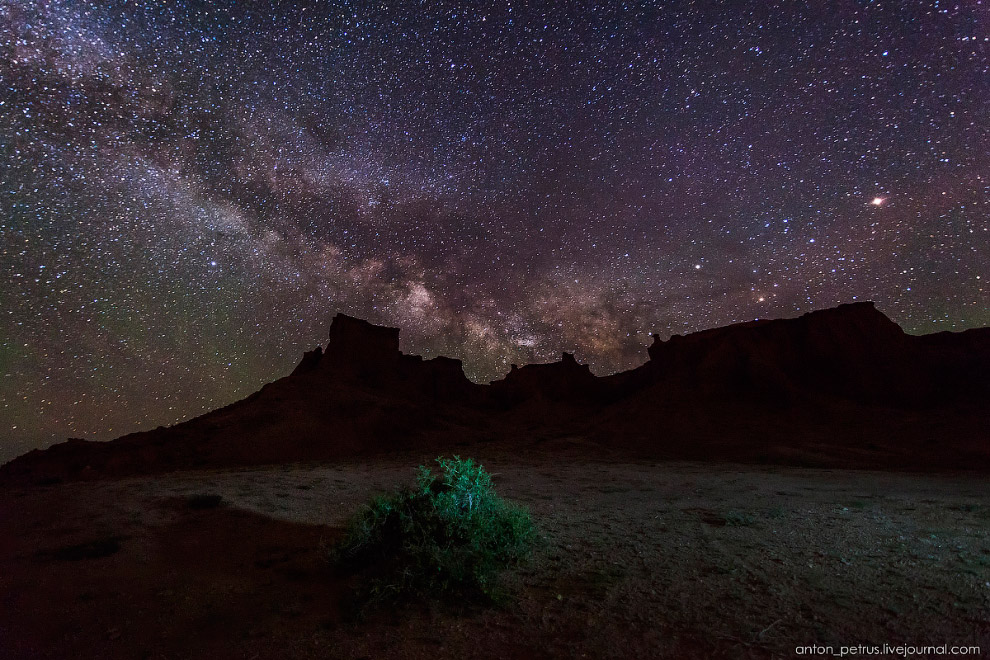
1,1,987,459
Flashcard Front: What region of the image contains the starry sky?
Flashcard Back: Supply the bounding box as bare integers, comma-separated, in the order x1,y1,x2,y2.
2,1,988,459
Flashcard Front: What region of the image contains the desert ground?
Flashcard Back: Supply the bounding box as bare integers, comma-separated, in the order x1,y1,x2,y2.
2,446,988,659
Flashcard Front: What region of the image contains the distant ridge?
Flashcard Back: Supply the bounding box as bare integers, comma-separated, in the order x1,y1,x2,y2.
3,303,989,484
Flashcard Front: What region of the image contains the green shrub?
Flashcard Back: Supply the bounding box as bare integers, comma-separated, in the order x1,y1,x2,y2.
330,456,535,607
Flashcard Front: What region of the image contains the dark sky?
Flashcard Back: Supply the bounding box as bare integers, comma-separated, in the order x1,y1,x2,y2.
2,1,988,458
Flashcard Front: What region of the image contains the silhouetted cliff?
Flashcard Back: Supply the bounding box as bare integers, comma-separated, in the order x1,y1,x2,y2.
642,301,986,406
2,303,989,484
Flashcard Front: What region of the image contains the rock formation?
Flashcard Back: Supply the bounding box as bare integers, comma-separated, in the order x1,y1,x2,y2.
2,302,989,484
492,352,599,403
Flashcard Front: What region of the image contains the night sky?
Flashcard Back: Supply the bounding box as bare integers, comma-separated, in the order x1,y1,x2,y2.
2,1,988,459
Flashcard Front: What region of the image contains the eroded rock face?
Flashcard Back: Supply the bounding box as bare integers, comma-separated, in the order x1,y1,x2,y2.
321,313,401,379
397,354,476,401
492,352,599,402
643,302,923,404
290,346,323,376
310,314,476,399
648,302,904,362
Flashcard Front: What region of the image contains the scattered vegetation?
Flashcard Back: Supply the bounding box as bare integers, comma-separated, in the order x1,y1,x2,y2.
330,456,535,608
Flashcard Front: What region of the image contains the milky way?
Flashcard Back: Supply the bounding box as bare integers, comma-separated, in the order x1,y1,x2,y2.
2,1,988,458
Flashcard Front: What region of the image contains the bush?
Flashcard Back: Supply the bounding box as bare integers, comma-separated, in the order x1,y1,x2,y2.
330,456,535,607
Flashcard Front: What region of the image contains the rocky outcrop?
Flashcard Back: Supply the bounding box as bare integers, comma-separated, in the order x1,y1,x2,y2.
288,314,476,401
398,354,477,401
290,346,323,376
648,301,906,362
491,352,599,403
645,302,926,405
319,314,401,381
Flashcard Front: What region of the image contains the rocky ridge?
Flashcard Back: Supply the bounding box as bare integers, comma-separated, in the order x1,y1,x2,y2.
3,302,989,484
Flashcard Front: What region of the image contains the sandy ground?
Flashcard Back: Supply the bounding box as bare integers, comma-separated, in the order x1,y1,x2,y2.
2,448,988,659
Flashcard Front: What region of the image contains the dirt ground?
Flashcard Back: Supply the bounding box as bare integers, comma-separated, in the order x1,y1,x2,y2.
2,447,988,659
